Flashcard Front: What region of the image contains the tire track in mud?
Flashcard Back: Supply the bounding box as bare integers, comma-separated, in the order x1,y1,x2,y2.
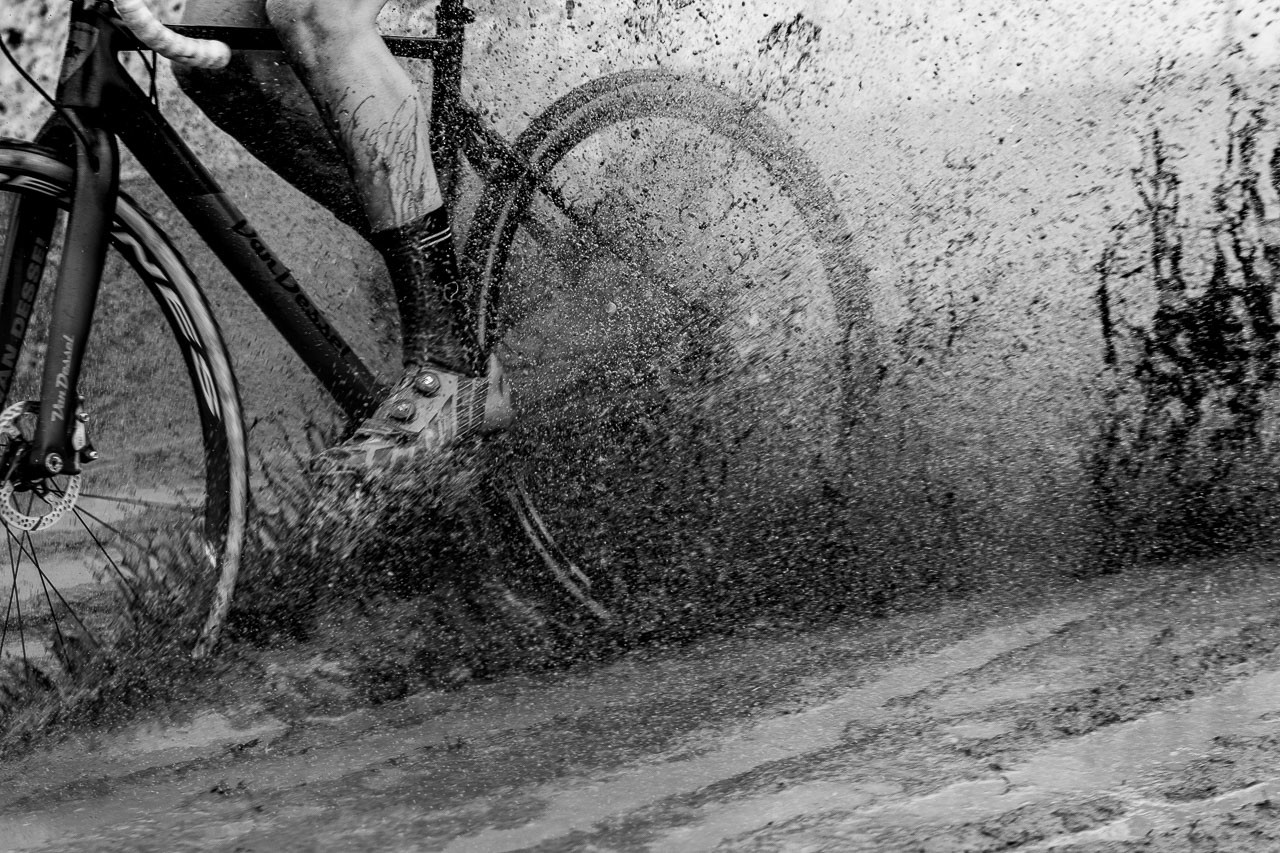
0,595,1024,818
755,680,1280,852
9,561,1280,851
657,564,1280,852
436,607,1090,853
0,604,1090,853
482,561,1280,852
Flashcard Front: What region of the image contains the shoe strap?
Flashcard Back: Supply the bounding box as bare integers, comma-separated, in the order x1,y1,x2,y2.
351,418,421,443
454,375,489,439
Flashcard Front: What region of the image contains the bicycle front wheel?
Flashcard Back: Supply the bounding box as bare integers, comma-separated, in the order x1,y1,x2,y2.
0,142,248,700
467,71,873,620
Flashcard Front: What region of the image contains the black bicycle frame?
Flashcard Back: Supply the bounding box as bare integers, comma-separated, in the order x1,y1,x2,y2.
22,0,474,477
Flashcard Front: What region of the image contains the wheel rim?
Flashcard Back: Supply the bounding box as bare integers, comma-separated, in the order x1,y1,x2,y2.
0,172,231,703
483,113,849,613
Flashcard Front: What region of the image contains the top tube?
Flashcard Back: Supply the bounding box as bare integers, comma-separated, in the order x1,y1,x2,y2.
117,26,453,61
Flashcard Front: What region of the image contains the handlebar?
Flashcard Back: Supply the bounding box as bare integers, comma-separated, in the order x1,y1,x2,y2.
112,0,230,69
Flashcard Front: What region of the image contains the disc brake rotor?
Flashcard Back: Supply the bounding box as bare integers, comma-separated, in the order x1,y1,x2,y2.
0,400,82,532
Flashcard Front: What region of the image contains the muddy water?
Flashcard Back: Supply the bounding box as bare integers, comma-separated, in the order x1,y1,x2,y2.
630,648,1280,849
0,711,290,853
4,561,1280,851
850,668,1280,833
438,609,1089,853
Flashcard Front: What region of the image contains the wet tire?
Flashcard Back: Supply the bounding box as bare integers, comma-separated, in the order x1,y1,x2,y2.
465,71,873,618
0,141,248,699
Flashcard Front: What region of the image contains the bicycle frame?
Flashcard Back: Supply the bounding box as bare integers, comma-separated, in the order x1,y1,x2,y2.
15,0,482,478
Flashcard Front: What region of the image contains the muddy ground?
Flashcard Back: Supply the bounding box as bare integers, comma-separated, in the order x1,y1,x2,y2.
5,552,1280,852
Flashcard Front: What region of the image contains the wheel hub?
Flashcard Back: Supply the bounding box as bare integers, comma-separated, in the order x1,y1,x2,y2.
0,400,82,532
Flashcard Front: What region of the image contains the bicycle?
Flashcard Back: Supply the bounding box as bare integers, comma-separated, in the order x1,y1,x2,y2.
0,0,873,693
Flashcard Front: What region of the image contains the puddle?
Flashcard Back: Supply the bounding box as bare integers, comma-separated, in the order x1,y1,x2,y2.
926,677,1062,716
656,782,879,852
0,800,174,852
924,622,1166,718
0,712,286,813
440,608,1089,853
0,713,286,852
1007,667,1280,794
6,642,864,852
1030,783,1274,849
629,662,1280,852
0,824,58,851
453,631,1280,852
1,552,99,602
856,666,1280,833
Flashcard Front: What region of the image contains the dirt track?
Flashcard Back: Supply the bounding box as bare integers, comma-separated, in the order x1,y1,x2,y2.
5,554,1280,852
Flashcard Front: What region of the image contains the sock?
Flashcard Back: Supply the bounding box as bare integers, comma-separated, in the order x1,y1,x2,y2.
370,207,482,375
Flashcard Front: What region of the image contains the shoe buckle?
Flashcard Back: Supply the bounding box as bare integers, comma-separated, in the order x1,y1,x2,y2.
414,372,441,396
388,400,416,421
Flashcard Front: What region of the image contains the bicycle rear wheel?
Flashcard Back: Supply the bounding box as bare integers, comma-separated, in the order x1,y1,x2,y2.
466,71,873,621
0,142,248,702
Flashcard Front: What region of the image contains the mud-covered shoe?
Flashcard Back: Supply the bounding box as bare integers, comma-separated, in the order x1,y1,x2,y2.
317,354,513,476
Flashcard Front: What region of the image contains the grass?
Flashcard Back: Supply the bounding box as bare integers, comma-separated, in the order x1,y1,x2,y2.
1092,99,1280,567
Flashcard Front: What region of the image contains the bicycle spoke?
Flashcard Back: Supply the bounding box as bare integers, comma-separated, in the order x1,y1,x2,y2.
1,536,19,659
34,589,97,653
78,492,202,515
61,502,151,554
24,529,97,649
7,523,45,570
0,487,130,657
6,533,28,663
1,577,15,661
30,531,69,660
71,507,139,604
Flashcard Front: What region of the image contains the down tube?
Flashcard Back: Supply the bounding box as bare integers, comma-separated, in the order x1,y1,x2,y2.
112,101,383,421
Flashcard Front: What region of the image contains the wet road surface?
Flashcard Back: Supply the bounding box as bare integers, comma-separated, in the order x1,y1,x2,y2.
5,554,1280,851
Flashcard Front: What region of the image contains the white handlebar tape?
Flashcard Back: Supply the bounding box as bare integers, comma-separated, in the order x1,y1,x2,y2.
112,0,231,69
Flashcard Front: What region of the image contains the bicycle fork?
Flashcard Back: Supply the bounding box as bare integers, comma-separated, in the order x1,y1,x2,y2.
22,124,117,479
0,8,123,480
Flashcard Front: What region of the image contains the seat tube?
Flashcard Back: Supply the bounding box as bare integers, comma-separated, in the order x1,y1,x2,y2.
431,1,468,205
29,125,119,477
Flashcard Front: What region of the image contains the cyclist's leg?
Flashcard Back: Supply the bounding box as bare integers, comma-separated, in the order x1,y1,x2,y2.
178,0,479,375
266,0,485,375
264,0,440,231
179,0,507,472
